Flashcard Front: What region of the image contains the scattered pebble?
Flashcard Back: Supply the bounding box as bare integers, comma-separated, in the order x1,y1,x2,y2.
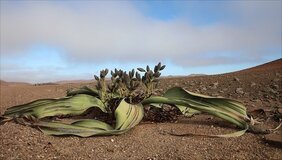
273,78,280,82
267,87,277,94
211,93,219,97
275,72,281,77
270,84,279,90
233,77,240,82
236,88,244,94
209,82,218,89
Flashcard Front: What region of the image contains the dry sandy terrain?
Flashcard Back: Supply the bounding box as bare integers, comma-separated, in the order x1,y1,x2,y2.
0,59,281,159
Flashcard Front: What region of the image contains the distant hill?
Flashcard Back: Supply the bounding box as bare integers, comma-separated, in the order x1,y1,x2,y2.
0,80,31,86
233,58,281,74
0,80,9,86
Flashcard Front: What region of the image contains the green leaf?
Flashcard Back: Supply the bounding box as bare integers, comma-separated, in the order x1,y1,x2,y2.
115,99,144,130
142,87,250,137
72,119,114,130
176,105,201,117
149,103,162,108
67,86,99,97
165,126,248,138
29,99,144,137
4,94,107,119
164,87,248,125
4,99,55,116
36,120,120,137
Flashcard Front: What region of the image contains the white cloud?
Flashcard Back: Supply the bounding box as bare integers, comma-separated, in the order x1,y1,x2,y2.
0,1,281,67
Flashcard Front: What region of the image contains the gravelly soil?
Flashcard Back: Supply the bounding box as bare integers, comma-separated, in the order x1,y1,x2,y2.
0,59,281,160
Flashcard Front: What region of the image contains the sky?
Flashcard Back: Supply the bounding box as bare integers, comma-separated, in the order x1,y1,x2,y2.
0,1,281,83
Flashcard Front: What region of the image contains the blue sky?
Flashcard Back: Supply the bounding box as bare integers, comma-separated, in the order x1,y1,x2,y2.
0,1,281,83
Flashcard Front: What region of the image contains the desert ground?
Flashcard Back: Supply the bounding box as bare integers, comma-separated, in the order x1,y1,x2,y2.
0,59,281,160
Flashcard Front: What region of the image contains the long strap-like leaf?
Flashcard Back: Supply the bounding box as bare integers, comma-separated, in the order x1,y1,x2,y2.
34,99,144,137
163,126,248,138
66,86,99,97
142,87,250,137
115,100,144,130
4,94,107,118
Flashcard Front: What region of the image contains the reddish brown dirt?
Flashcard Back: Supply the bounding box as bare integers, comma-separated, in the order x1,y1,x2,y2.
1,59,281,159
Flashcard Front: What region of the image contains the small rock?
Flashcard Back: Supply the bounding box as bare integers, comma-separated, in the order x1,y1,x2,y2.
236,88,244,94
233,77,240,82
211,93,219,97
209,82,218,89
278,108,282,114
270,84,279,90
202,87,207,91
152,91,158,95
155,88,163,92
267,87,277,94
162,104,172,112
189,82,195,86
251,82,256,87
111,139,114,142
107,148,114,152
263,94,269,98
273,78,280,82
